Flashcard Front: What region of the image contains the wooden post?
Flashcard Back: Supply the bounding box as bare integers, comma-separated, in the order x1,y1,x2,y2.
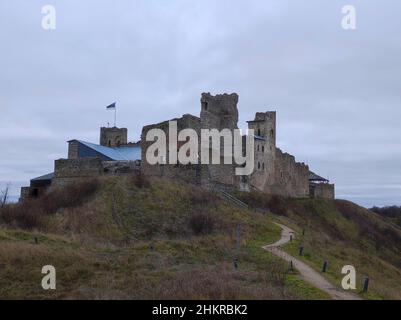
299,246,304,256
322,261,328,273
363,277,369,293
233,258,238,270
236,225,241,251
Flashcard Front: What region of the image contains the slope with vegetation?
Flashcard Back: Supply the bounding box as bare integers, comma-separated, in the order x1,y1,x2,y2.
235,192,401,299
1,176,400,299
0,176,327,299
370,206,401,228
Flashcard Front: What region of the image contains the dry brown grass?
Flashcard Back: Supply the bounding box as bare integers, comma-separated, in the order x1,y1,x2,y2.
144,264,289,300
0,179,99,231
68,262,293,300
0,239,96,299
0,177,330,300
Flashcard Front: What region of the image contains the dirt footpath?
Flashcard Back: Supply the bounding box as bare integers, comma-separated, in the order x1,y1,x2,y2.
263,223,361,300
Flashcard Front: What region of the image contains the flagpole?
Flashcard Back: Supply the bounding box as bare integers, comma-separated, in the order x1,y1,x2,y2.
106,102,117,127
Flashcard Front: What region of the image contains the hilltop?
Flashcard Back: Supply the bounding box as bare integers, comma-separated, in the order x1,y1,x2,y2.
0,176,400,299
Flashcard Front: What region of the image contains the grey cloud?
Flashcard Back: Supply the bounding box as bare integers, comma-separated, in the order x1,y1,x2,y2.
0,0,400,207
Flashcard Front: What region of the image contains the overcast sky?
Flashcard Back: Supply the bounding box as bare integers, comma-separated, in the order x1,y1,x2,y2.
1,0,400,207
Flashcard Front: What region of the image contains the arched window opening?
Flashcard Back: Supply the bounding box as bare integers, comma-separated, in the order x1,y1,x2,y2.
258,162,261,170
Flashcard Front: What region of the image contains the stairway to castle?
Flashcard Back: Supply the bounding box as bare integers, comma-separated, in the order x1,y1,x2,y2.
217,189,249,209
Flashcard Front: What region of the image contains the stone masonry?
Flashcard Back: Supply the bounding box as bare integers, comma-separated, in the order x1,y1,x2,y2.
139,92,334,198
20,92,334,200
100,127,128,147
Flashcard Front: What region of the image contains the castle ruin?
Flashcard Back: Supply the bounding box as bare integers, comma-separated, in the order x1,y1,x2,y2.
20,92,334,201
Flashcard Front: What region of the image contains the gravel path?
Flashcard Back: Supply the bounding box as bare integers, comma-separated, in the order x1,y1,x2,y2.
263,223,362,300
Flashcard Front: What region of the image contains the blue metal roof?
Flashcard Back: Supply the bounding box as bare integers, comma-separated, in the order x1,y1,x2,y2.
75,140,141,161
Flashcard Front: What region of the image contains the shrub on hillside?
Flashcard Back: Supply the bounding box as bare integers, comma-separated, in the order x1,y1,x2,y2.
0,201,43,229
268,195,288,216
189,213,215,235
235,191,288,215
370,205,401,218
40,179,100,214
185,187,219,206
335,200,401,252
132,174,151,188
370,206,401,227
0,179,99,230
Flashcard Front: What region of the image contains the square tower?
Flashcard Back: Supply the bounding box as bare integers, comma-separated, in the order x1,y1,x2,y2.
247,111,276,190
100,127,128,147
199,92,239,188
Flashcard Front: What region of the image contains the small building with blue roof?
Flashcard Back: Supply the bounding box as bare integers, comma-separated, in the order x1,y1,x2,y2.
20,126,141,201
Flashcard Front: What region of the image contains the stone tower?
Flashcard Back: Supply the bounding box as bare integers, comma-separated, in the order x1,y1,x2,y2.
200,93,239,188
100,127,128,148
247,112,276,190
248,112,276,148
200,93,239,130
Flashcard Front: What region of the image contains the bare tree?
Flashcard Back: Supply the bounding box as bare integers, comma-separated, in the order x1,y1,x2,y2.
0,183,11,207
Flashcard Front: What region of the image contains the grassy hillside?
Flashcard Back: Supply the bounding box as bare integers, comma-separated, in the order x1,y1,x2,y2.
236,192,401,299
370,206,401,228
0,176,327,300
1,176,400,299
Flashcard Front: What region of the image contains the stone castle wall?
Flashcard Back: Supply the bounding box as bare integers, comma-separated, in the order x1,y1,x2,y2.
68,140,79,159
53,157,140,186
140,113,201,184
266,148,310,197
139,92,326,197
310,183,335,199
140,93,242,191
22,92,334,201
